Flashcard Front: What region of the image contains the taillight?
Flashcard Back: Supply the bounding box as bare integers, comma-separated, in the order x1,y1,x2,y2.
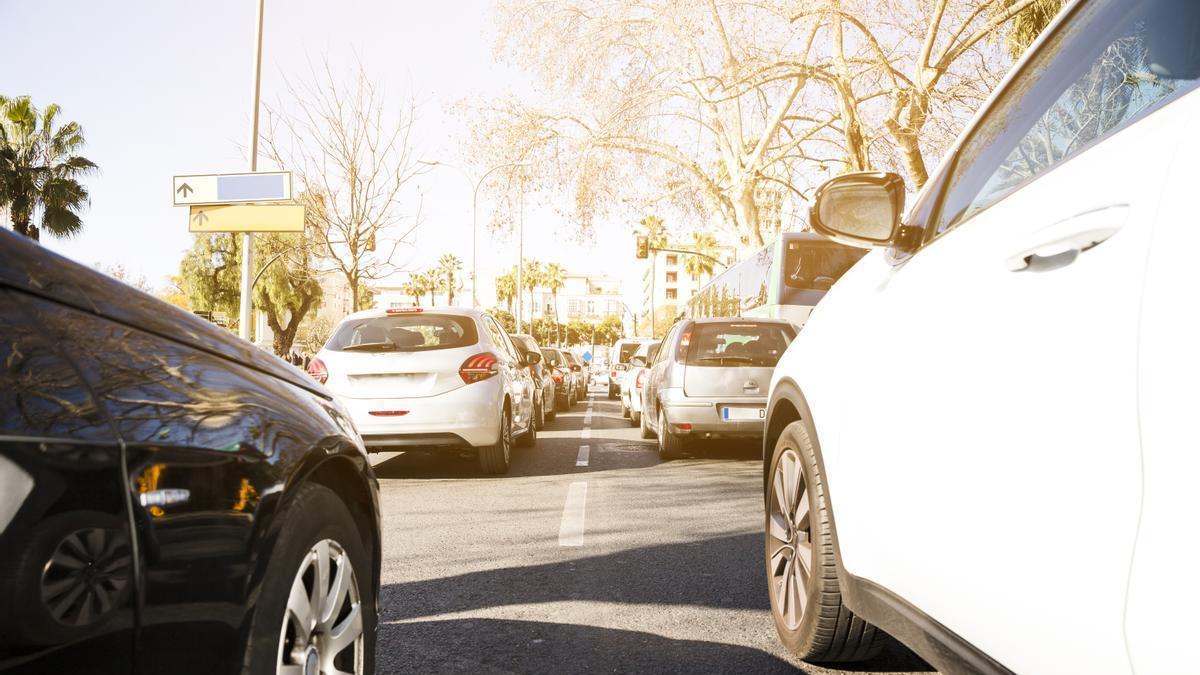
460,352,499,384
676,331,691,362
552,368,565,383
610,370,617,379
635,370,647,389
307,357,329,384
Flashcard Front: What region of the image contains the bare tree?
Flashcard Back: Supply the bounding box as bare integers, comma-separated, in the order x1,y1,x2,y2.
262,59,425,312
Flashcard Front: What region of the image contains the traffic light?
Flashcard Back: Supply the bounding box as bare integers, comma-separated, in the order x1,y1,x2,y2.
635,235,648,259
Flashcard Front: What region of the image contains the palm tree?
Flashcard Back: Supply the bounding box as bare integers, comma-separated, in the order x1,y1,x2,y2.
1,96,97,241
436,254,463,305
419,270,440,305
495,270,517,313
402,273,424,306
683,232,719,284
542,262,566,344
523,260,542,322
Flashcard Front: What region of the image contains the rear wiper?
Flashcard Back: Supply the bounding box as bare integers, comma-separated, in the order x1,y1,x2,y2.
342,340,397,352
696,355,754,364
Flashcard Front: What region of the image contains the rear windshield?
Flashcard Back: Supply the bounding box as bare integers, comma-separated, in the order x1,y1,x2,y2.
684,322,795,367
541,349,564,366
616,342,642,364
326,313,478,352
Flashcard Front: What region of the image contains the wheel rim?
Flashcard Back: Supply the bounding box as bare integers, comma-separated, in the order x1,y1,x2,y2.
767,448,812,631
502,413,511,463
277,539,363,675
41,527,131,627
658,410,666,452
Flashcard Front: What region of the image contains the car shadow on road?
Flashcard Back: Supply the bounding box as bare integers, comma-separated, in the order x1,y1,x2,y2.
376,617,800,674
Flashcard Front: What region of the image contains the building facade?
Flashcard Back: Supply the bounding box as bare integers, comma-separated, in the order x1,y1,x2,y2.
530,274,624,325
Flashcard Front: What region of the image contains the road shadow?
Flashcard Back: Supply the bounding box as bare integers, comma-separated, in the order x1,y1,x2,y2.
376,617,801,674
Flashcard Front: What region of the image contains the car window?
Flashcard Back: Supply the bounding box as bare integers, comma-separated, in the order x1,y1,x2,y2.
684,322,796,368
483,316,517,360
933,0,1200,237
326,313,478,352
541,348,563,367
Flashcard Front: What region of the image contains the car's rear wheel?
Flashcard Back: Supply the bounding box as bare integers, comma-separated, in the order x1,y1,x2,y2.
533,396,545,431
657,408,685,460
607,384,618,399
479,410,512,474
545,392,557,421
766,421,886,663
245,483,374,675
621,398,631,418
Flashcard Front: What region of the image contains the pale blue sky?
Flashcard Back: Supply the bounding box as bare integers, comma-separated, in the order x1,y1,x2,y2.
3,0,635,298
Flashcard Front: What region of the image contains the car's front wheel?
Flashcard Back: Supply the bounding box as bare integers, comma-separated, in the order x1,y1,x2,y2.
246,483,374,675
545,392,557,421
766,421,886,663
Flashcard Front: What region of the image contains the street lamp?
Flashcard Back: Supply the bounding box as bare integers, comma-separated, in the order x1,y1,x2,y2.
417,159,531,310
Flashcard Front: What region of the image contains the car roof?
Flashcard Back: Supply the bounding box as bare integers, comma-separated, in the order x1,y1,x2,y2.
338,306,486,323
688,317,793,325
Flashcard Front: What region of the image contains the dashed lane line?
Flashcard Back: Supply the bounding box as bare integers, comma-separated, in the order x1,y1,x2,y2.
576,444,590,467
558,481,588,546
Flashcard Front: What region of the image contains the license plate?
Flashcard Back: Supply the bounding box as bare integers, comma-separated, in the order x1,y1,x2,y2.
722,406,765,421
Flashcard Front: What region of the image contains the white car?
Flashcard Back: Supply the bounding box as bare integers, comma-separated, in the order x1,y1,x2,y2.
606,337,656,398
763,1,1200,673
309,307,537,474
619,340,658,428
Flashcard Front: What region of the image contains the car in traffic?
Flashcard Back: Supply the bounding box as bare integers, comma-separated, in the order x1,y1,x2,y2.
309,306,537,474
607,337,656,398
510,333,556,428
761,0,1200,672
561,350,588,400
619,341,658,428
539,347,577,410
641,318,795,458
0,229,381,674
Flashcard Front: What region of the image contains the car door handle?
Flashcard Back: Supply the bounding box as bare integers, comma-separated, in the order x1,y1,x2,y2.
1005,205,1128,273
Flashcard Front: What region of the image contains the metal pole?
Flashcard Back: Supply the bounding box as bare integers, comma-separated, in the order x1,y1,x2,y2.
238,0,265,341
471,186,479,309
516,189,524,333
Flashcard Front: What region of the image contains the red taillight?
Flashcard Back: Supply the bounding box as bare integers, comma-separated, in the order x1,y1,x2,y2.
368,410,409,417
610,370,617,378
672,422,692,433
386,307,423,314
635,370,647,389
460,352,499,384
307,357,329,384
552,368,565,383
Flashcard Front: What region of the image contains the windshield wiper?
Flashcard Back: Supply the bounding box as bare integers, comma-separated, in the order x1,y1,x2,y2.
696,355,754,364
342,340,397,352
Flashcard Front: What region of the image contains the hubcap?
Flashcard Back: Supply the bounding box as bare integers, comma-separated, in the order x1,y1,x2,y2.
767,448,812,630
278,539,363,675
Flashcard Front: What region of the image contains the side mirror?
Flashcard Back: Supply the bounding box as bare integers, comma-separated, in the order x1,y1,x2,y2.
570,364,581,372
809,172,907,248
524,351,542,366
629,355,647,367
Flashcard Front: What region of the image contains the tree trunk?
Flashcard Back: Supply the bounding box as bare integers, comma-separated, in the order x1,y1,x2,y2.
732,188,763,249
349,275,361,312
885,90,931,190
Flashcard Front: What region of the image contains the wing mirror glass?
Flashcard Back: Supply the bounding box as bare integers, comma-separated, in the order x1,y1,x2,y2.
810,172,906,248
524,351,541,366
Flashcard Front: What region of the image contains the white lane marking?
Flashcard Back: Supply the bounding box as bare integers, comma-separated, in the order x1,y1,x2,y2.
581,427,592,439
576,444,590,467
583,412,593,426
558,481,588,546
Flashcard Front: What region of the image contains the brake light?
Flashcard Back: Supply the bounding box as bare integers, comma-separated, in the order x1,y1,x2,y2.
552,368,565,383
459,352,499,384
610,370,617,379
672,422,692,433
307,357,329,384
386,307,423,314
635,370,647,389
368,410,409,417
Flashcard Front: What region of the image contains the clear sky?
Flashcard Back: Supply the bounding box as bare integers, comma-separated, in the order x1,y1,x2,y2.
3,0,643,305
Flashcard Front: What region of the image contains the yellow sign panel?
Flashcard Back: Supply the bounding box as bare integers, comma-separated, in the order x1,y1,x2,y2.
188,203,305,233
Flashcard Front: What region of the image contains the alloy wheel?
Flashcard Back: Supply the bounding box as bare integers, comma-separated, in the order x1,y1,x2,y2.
41,527,131,627
277,539,364,675
502,412,511,464
767,448,813,631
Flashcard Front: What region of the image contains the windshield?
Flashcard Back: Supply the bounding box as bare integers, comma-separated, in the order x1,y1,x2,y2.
541,349,564,366
684,322,795,367
326,313,478,352
783,241,867,290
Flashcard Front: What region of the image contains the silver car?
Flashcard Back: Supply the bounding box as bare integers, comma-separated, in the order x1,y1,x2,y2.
641,318,796,459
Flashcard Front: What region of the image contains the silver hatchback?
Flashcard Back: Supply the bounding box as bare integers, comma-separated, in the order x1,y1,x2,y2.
641,318,796,459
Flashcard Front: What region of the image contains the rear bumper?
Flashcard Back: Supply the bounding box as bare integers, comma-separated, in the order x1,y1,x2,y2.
659,388,766,437
338,379,502,450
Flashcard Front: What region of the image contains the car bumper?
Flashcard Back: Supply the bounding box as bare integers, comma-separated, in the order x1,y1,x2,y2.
659,388,766,437
338,379,502,451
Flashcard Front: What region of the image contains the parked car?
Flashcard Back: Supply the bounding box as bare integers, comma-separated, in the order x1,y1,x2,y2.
607,337,656,398
561,350,588,400
0,230,381,674
642,319,795,458
762,1,1200,672
540,347,576,410
619,341,658,428
510,333,556,428
310,307,537,474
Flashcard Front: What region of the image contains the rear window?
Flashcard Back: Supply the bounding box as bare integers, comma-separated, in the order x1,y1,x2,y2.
617,342,643,364
783,241,867,290
684,322,795,367
326,313,478,352
541,349,563,366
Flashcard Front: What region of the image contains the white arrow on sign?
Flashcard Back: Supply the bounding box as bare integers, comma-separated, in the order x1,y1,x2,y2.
173,171,292,206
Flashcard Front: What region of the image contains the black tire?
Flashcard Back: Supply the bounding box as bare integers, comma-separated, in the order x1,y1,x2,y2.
629,408,641,428
479,410,512,474
765,421,886,663
639,405,654,439
516,406,537,448
245,483,375,675
607,384,618,400
622,399,631,418
657,408,686,460
533,397,545,431
545,392,557,421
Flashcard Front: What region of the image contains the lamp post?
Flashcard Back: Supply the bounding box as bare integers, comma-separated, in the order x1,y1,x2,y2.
417,159,531,309
238,0,266,341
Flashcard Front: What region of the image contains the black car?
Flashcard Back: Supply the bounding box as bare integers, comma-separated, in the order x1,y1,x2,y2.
539,347,575,411
509,333,556,430
0,230,381,674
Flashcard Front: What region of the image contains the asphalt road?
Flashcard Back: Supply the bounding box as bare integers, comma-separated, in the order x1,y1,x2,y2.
370,384,934,674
